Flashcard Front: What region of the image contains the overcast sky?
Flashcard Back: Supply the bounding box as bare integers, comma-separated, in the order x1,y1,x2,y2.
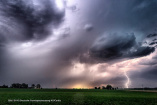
0,0,157,88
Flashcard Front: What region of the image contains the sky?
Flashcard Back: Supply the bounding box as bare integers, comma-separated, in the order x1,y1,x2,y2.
0,0,157,88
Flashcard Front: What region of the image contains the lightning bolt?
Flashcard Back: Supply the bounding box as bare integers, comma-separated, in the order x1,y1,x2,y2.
124,70,130,88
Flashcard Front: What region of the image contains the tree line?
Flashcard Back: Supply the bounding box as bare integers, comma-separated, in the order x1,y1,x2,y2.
95,85,118,90
0,83,41,89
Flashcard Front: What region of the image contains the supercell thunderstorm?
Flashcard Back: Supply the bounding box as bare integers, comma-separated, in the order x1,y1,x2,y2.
0,0,157,88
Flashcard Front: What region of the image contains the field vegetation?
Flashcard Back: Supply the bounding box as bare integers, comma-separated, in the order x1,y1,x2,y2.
0,88,157,105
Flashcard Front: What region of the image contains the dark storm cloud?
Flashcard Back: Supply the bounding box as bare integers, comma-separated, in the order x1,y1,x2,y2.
152,39,157,41
0,0,64,41
129,46,155,57
147,34,157,38
149,42,157,45
0,0,65,86
81,0,157,42
1,0,157,88
90,33,155,61
41,0,157,87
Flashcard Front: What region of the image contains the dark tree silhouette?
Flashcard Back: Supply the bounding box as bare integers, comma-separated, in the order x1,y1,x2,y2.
106,85,112,90
31,84,35,88
36,84,41,89
0,84,8,88
11,83,28,88
21,83,28,88
102,86,106,89
11,83,21,88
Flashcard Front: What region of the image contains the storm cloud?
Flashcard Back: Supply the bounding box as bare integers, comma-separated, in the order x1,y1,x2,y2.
0,0,64,41
90,33,155,61
0,0,157,88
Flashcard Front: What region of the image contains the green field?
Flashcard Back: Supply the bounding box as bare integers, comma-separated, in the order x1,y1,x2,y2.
0,88,157,105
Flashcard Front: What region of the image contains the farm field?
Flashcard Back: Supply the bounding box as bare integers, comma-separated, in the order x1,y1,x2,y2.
0,88,157,105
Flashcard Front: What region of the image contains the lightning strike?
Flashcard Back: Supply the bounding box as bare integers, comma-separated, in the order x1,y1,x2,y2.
124,70,130,88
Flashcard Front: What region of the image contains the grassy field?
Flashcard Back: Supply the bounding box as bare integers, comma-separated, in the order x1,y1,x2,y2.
0,88,157,105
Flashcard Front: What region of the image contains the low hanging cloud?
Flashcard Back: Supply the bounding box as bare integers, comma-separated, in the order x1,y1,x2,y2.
90,33,155,61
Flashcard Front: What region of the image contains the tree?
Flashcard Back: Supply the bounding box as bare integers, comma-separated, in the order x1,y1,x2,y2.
31,84,35,88
106,85,112,90
102,86,106,89
36,84,41,89
0,84,8,88
11,83,21,88
21,83,28,88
